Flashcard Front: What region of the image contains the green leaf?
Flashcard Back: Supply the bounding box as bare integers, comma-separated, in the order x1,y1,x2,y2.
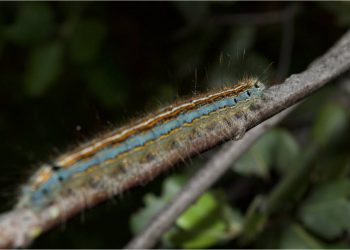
165,220,226,249
275,130,300,174
279,223,324,249
234,131,277,178
4,3,54,45
176,193,218,230
166,193,227,249
24,41,63,96
311,103,348,147
69,19,107,64
130,175,185,234
241,196,268,243
234,129,299,177
165,193,242,249
299,180,350,239
130,175,243,248
222,204,244,238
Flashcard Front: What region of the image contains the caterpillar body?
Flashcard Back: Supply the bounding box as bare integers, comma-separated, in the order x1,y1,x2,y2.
17,78,265,210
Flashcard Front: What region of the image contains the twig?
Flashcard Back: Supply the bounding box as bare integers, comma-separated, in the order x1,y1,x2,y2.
125,106,296,249
1,30,350,249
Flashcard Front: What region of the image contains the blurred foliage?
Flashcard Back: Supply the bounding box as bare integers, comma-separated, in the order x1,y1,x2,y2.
24,41,63,96
299,180,350,239
131,175,243,248
278,223,325,249
3,3,55,45
0,2,350,249
234,129,300,178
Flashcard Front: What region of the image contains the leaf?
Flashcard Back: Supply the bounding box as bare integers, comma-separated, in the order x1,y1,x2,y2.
69,19,107,64
311,103,348,147
165,193,227,249
130,175,185,234
222,204,244,238
234,129,299,177
4,3,54,45
176,192,218,230
130,175,243,249
275,130,300,174
241,196,268,243
279,223,324,249
234,130,277,178
299,179,350,239
24,41,63,96
164,194,243,249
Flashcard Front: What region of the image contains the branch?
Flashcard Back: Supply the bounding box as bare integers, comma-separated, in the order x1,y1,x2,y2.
125,29,350,248
1,30,350,249
125,106,296,249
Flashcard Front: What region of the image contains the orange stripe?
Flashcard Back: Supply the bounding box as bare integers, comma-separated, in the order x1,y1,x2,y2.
56,79,257,167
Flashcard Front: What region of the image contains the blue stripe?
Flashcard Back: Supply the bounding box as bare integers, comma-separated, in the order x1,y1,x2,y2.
30,86,262,204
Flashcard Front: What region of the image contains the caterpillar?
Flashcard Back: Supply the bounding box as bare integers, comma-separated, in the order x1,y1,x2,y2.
17,77,265,210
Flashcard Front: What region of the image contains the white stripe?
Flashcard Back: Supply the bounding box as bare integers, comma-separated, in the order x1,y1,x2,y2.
56,85,247,166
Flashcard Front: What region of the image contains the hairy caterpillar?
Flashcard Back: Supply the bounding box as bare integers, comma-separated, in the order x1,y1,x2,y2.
17,78,265,210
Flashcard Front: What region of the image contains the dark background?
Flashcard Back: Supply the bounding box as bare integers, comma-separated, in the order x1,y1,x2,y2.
0,2,350,248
